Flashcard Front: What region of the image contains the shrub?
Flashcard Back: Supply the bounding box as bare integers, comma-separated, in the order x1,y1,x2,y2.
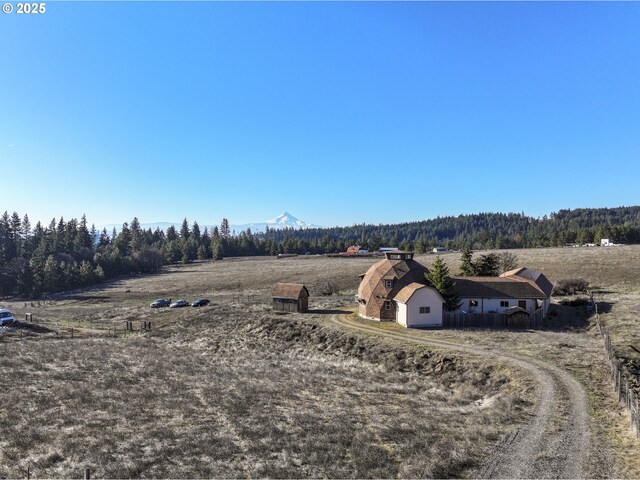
552,278,590,296
317,281,336,296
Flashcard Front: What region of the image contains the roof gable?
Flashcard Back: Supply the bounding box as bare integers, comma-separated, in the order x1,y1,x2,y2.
500,267,553,297
272,283,309,300
394,283,444,304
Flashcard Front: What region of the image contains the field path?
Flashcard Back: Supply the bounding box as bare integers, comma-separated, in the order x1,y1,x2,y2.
330,313,594,479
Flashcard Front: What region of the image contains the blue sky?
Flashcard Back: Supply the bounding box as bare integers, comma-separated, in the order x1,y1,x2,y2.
1,1,639,229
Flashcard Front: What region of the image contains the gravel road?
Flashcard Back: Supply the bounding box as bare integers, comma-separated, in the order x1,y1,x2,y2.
331,314,609,479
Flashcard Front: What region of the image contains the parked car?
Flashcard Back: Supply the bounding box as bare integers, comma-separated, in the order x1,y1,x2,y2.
192,298,210,307
0,309,15,325
170,300,189,308
150,298,171,308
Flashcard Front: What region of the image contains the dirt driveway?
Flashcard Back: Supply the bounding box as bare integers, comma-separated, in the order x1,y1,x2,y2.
330,313,624,479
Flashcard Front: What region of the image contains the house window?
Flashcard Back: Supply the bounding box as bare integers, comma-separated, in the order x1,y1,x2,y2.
384,301,392,310
500,300,509,307
385,279,393,288
518,300,527,309
469,300,479,307
419,306,430,314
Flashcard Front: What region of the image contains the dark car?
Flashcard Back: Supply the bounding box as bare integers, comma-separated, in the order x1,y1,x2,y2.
192,298,210,307
170,300,189,308
150,298,171,308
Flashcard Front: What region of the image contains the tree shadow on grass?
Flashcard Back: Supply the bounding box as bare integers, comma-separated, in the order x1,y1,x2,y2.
545,300,615,332
594,301,614,314
12,321,54,334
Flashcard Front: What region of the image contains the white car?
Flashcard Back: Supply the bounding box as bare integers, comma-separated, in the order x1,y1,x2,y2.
0,309,14,325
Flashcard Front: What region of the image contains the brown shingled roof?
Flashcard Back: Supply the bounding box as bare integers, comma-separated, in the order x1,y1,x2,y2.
453,277,547,299
394,282,438,304
500,267,553,297
357,257,430,319
394,283,423,304
272,283,309,300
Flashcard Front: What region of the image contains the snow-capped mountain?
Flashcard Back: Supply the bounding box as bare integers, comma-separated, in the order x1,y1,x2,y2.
232,212,321,233
97,213,321,236
265,212,317,228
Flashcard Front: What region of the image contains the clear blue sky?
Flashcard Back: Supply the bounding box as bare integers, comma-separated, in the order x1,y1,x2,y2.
1,1,639,229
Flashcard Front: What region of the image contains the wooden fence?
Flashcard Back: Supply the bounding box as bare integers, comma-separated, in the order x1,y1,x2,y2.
591,295,640,438
443,308,544,330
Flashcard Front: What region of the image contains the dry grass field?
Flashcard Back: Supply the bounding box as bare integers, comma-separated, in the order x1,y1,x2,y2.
0,257,532,478
1,246,639,478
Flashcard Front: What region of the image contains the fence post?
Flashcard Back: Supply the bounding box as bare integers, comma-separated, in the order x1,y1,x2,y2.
617,370,622,402
636,395,640,438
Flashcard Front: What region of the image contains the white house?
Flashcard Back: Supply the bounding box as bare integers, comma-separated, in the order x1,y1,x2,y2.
357,252,552,329
501,267,553,315
452,268,552,317
393,282,445,328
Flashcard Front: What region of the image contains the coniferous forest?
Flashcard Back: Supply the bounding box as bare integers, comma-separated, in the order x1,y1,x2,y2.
1,206,640,298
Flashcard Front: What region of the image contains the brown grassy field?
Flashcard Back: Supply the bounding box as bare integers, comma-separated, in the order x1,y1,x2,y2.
1,246,639,478
0,257,533,478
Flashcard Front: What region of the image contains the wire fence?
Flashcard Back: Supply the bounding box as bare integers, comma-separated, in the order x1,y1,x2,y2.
590,292,640,438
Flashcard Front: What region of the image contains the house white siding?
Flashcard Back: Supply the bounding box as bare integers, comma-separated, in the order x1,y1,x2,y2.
396,287,444,328
457,297,537,314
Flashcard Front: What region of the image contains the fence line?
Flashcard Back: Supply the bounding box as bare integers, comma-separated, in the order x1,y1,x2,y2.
590,292,640,438
443,308,544,330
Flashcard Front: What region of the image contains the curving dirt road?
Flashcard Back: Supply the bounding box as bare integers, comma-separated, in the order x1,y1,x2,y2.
330,313,597,479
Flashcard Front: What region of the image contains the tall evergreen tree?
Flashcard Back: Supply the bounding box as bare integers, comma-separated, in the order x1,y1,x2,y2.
474,253,501,276
459,245,475,276
192,221,201,241
220,218,230,238
166,225,178,241
425,256,461,312
180,218,190,239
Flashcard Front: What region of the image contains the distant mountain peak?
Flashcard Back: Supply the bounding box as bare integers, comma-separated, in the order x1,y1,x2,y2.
233,212,321,233
266,212,304,225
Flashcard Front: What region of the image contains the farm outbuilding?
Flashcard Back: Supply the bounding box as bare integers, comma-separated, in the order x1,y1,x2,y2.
272,283,310,313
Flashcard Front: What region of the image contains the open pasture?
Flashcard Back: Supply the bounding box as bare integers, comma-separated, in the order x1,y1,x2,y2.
1,246,640,478
1,256,531,478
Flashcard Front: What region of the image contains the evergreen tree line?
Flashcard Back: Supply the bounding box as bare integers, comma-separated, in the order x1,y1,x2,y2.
1,206,639,298
260,206,640,252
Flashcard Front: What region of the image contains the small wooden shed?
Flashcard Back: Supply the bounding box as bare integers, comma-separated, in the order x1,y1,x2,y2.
272,283,309,313
504,306,532,328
